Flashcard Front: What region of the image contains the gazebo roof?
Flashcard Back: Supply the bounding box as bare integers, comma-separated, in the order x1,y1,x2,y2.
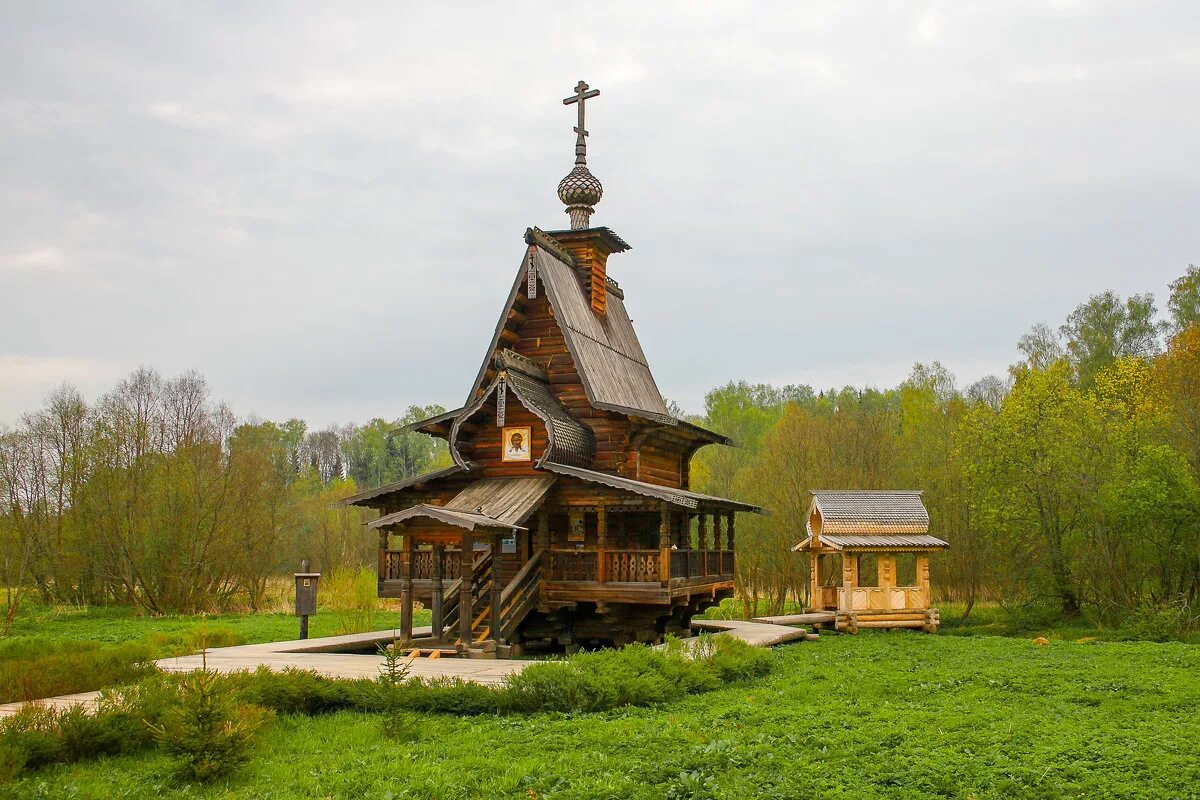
793,490,948,551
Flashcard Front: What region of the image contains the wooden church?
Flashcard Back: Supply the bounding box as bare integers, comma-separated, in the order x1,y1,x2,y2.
344,82,758,655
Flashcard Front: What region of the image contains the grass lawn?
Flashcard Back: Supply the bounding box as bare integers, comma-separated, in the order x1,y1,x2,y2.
7,633,1199,800
4,601,427,648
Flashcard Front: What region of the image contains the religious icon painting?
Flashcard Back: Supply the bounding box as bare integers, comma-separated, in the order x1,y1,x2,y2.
501,426,532,462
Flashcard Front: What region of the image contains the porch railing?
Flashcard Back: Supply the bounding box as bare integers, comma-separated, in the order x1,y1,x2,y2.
548,548,734,585
381,548,465,581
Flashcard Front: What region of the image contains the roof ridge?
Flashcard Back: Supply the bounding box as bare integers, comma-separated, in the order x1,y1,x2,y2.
524,227,575,266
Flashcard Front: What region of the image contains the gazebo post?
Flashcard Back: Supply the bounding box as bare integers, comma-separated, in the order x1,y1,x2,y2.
809,552,821,609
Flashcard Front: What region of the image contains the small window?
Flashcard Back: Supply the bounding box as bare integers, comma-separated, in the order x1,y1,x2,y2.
896,553,917,586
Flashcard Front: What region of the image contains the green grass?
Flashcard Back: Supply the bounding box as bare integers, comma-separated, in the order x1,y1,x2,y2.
7,633,1199,799
3,602,427,647
0,603,432,703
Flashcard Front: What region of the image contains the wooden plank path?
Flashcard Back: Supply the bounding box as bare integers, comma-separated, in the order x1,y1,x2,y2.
0,619,808,718
689,618,810,646
751,612,837,626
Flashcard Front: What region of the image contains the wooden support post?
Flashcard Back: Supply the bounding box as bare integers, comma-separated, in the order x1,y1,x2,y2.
841,553,857,613
431,543,445,641
459,533,474,645
712,513,723,575
596,506,608,583
377,529,388,587
810,552,821,609
916,554,931,608
400,533,414,642
536,508,549,552
659,505,672,584
697,514,708,577
490,536,504,644
879,555,896,611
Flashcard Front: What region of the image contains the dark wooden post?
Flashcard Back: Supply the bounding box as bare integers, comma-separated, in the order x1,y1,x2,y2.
490,535,504,644
536,508,549,552
727,512,736,576
697,513,709,577
716,512,726,575
431,542,445,641
459,533,474,645
596,506,608,583
400,533,414,642
377,530,388,588
659,505,671,584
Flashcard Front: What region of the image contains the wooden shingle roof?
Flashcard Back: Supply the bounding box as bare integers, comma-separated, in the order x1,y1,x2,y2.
809,490,930,535
793,490,948,551
341,464,466,508
533,246,672,422
367,504,527,533
443,476,556,526
465,241,673,426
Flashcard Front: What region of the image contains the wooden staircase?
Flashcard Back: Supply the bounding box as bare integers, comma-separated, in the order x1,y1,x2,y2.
437,549,545,652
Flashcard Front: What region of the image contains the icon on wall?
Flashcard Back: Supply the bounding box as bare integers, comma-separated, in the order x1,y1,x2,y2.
502,426,532,462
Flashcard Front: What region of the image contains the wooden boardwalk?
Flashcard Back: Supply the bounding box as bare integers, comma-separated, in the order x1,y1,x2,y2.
0,619,807,718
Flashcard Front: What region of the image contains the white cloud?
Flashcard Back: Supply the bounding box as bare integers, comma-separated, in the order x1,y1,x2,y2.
0,246,69,273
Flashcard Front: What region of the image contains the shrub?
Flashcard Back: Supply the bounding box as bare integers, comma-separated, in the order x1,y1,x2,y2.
230,667,355,715
0,640,158,704
1115,598,1196,642
148,670,272,783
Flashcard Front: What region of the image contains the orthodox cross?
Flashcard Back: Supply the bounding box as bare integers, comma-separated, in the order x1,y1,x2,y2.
563,80,600,165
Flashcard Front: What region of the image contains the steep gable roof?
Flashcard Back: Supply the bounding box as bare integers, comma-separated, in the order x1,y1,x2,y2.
465,238,673,425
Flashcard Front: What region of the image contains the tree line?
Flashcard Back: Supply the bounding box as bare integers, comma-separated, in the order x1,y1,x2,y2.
692,265,1200,626
3,266,1198,625
0,369,448,614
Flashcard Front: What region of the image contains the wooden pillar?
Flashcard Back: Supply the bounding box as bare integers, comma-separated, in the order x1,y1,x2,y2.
377,529,388,587
879,555,895,611
916,554,931,608
399,532,414,641
490,535,504,644
697,514,708,577
659,505,672,584
431,543,445,641
596,506,608,583
811,552,822,609
841,553,857,613
459,533,474,645
712,513,723,575
716,512,725,574
536,508,549,552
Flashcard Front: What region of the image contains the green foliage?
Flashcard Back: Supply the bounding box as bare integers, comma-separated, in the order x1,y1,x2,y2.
502,636,771,714
1115,598,1197,642
7,636,1200,799
375,640,412,738
147,669,271,783
1168,264,1200,333
0,639,157,704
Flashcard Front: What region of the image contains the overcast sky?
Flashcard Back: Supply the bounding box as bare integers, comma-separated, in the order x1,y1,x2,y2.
2,2,1198,427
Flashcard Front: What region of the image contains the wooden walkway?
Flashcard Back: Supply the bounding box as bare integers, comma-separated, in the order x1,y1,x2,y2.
0,619,808,718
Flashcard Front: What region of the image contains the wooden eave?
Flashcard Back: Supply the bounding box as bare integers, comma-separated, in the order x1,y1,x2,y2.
539,461,760,513
340,464,468,508
368,503,526,534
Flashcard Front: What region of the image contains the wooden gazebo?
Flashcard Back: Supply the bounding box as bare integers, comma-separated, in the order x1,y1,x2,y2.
793,490,948,633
